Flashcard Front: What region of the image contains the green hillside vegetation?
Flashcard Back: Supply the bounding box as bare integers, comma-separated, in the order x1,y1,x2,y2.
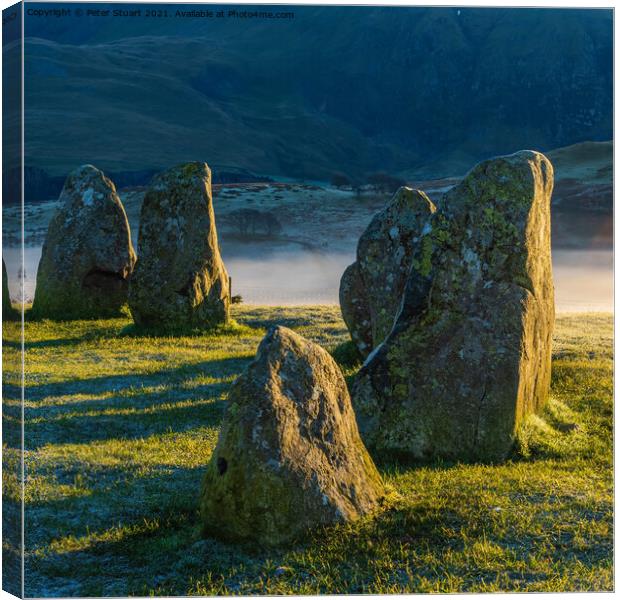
2,306,612,594
547,141,613,184
22,7,612,181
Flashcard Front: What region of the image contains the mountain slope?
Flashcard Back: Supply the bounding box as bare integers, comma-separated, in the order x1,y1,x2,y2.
23,6,612,180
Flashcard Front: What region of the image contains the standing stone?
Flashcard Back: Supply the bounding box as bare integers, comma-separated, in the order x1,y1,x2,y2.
353,151,555,462
2,260,17,320
201,326,384,546
31,165,136,319
339,263,373,356
340,187,436,357
129,163,230,329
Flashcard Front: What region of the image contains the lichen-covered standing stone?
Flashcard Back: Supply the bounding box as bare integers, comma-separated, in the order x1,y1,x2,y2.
340,187,436,357
31,165,136,319
339,263,373,356
353,151,555,461
201,326,384,546
129,162,230,328
3,259,17,320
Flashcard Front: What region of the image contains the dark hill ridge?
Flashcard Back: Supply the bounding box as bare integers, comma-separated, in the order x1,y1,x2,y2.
22,5,612,181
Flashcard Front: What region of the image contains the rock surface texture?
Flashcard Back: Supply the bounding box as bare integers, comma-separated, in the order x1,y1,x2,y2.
129,162,230,328
3,260,17,320
201,326,384,546
31,165,136,319
353,151,555,462
340,187,436,357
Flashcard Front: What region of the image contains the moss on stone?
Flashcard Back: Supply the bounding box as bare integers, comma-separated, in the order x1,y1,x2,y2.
128,162,230,330
201,326,385,547
352,151,555,463
340,187,436,358
30,165,136,320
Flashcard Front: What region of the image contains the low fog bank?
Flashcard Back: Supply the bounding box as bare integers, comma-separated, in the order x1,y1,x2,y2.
6,242,612,313
552,249,613,312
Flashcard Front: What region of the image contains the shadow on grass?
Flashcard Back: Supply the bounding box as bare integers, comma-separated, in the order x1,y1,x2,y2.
5,313,129,350
118,319,257,339
235,307,331,331
25,392,228,450
24,356,251,402
24,463,207,562
7,311,263,350
4,333,116,350
22,356,255,449
25,460,465,597
25,309,128,323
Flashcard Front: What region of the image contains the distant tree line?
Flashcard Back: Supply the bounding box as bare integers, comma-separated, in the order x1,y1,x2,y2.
330,171,407,194
228,209,283,237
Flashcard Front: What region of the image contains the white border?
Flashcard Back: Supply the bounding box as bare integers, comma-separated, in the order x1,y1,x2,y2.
0,2,616,600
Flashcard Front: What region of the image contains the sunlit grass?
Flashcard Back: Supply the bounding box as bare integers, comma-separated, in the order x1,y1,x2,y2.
2,306,612,595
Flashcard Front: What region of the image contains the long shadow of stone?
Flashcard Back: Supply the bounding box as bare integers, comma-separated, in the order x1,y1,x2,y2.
5,319,128,350
373,453,472,471
24,356,251,402
5,335,108,350
25,457,280,597
23,463,254,596
26,380,227,418
21,356,253,450
25,463,206,544
25,391,228,450
24,459,465,596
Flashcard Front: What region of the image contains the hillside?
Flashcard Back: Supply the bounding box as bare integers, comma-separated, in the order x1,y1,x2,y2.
19,6,612,184
548,141,613,184
546,141,613,214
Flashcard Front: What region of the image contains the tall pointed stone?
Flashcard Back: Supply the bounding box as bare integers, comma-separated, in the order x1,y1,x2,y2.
353,151,555,461
340,187,436,357
201,326,384,546
31,165,136,319
129,162,230,329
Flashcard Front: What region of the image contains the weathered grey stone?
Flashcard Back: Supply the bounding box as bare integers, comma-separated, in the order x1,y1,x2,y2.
201,326,384,546
340,187,436,357
2,260,17,320
339,263,373,356
353,151,555,462
129,162,230,328
31,165,136,319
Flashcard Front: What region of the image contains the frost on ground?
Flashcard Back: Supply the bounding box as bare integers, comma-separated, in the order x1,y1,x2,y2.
1,306,613,595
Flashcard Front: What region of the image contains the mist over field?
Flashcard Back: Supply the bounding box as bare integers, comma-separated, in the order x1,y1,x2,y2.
5,243,613,313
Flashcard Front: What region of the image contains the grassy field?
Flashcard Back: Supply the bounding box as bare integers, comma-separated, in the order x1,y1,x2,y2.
2,306,613,595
